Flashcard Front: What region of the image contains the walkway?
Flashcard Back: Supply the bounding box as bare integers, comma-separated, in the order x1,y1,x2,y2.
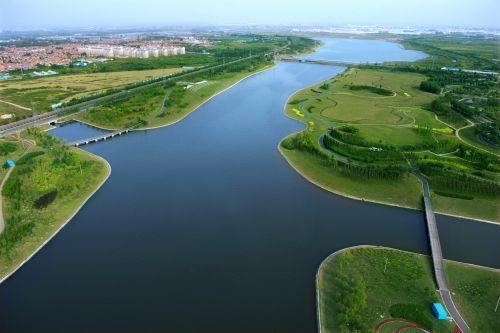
0,166,14,235
70,129,130,147
414,172,470,333
0,99,31,111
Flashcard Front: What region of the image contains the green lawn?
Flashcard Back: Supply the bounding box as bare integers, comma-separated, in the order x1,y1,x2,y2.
317,246,500,333
446,261,500,333
280,146,423,209
317,246,453,333
0,130,110,281
281,67,499,223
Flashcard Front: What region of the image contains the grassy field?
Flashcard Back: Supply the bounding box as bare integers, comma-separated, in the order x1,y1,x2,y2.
76,60,272,130
280,67,499,222
0,129,109,281
0,68,182,122
446,261,500,333
317,246,500,333
280,146,423,209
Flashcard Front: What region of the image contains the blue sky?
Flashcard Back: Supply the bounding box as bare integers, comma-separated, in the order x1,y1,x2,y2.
1,0,499,30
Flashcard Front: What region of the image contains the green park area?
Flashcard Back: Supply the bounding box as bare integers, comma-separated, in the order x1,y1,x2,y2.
280,67,499,222
317,246,500,333
0,67,183,123
0,129,109,281
75,56,274,130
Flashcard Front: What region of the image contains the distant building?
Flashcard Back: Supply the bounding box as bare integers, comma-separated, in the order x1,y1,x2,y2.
51,103,62,110
73,60,88,67
432,303,448,320
441,67,459,72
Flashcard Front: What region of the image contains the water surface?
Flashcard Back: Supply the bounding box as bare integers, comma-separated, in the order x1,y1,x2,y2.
300,37,427,63
0,39,497,333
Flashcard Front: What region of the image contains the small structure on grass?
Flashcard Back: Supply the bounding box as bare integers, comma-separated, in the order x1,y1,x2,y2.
432,303,448,320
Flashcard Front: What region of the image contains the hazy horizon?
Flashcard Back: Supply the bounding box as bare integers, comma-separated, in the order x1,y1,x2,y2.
1,0,499,31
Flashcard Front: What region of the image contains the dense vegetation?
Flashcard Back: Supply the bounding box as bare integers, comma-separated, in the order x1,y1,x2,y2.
0,129,107,270
78,55,273,129
318,247,452,333
318,246,500,333
347,84,394,96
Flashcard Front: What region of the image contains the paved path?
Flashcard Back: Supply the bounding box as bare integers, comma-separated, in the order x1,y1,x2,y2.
0,99,31,111
0,166,15,235
414,172,470,333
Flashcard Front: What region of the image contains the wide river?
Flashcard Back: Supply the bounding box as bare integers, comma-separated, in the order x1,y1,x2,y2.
1,38,498,333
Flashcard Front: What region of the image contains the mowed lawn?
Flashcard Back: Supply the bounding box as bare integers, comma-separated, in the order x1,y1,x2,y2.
0,67,182,115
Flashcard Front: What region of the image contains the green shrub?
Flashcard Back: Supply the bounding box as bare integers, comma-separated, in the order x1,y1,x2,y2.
33,190,58,209
15,151,45,165
0,141,17,156
389,303,433,330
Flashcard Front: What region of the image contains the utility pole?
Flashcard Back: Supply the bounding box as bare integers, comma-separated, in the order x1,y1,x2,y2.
495,295,500,313
383,258,388,273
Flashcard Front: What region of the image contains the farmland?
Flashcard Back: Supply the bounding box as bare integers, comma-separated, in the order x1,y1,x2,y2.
0,67,183,122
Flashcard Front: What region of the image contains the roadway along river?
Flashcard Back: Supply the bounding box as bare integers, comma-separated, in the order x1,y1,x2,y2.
1,39,499,333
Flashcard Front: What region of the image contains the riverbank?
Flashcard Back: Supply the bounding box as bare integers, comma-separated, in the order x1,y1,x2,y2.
73,59,275,131
279,67,499,224
316,246,500,333
0,136,111,283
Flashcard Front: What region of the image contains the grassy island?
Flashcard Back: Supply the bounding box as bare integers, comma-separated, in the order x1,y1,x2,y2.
317,246,500,333
280,66,499,222
0,129,109,282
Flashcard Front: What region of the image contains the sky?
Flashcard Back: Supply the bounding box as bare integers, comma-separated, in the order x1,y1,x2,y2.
1,0,499,31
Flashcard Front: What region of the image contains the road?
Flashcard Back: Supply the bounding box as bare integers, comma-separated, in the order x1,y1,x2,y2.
414,172,470,333
0,52,276,137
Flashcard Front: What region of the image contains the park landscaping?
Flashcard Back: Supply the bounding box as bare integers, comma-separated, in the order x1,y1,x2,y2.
317,246,500,333
75,56,274,130
280,67,499,222
0,128,109,281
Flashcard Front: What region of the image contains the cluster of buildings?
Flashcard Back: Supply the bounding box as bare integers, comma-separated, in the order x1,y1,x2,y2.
0,44,80,71
0,38,190,72
77,45,186,58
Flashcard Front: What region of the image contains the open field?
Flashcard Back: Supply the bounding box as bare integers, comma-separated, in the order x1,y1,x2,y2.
317,246,500,333
281,68,499,222
0,68,183,122
0,129,109,281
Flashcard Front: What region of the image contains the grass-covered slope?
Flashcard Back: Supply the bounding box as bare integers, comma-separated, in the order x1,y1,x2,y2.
280,68,499,222
317,246,500,333
0,129,110,281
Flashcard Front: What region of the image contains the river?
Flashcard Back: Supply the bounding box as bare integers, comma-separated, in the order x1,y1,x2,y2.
0,38,498,333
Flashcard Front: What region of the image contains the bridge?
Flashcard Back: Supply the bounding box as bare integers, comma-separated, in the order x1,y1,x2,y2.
279,57,356,67
70,129,130,147
415,172,470,333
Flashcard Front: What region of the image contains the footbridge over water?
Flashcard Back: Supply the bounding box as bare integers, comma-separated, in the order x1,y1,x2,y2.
279,57,356,67
414,172,470,333
70,129,130,147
